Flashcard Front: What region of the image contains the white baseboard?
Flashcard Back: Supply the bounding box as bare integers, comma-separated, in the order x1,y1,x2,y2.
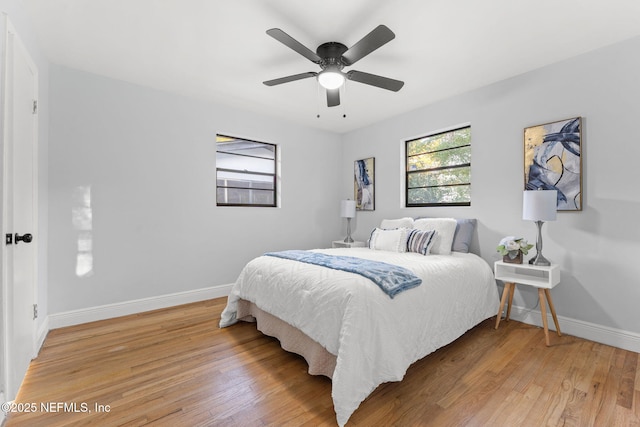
506,305,640,354
36,316,49,354
44,285,640,354
48,284,234,330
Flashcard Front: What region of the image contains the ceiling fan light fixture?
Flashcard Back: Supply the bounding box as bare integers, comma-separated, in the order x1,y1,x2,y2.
318,69,345,90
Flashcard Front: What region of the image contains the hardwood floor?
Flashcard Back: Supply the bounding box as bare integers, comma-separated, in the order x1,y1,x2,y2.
5,297,639,426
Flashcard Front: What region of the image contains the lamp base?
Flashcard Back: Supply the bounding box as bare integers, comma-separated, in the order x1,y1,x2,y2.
529,252,551,266
344,217,354,243
529,219,551,266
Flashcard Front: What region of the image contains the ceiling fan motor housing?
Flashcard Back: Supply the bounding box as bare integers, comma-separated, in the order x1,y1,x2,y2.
316,42,348,71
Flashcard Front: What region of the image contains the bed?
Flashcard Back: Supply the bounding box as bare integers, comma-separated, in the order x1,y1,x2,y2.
219,218,500,426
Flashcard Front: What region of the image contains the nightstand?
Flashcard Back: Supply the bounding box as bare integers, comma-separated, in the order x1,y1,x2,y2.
494,261,562,346
332,240,366,248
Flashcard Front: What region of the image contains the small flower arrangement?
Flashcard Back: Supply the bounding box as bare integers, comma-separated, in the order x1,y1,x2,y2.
497,236,533,263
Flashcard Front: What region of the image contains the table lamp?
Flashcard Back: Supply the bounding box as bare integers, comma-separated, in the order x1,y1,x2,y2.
523,189,557,266
340,199,356,243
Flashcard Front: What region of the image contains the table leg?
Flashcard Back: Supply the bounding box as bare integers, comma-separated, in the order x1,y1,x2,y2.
538,288,550,346
544,289,562,336
495,282,514,329
495,282,510,329
506,282,515,321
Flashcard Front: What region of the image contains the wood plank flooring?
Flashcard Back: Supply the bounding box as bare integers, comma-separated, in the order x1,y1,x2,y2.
5,297,639,426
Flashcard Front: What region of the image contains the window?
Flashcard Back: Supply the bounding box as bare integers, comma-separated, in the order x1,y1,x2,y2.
216,135,277,207
406,126,471,207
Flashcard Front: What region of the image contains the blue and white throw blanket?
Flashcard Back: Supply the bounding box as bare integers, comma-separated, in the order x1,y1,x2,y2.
264,250,422,298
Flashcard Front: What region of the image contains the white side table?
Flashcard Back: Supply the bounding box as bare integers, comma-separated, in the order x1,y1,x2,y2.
332,240,366,248
494,261,562,346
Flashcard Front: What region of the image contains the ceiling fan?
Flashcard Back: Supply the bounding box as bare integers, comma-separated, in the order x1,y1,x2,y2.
263,25,404,108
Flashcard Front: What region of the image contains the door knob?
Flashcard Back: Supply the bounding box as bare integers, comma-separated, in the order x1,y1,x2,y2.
15,233,33,244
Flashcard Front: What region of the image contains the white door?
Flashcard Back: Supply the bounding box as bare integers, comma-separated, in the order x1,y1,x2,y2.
2,18,38,400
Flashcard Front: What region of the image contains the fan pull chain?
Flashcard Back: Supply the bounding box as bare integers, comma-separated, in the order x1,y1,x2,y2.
316,83,322,118
342,82,347,118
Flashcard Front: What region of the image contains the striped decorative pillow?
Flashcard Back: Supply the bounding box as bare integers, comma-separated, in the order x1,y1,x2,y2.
406,229,437,255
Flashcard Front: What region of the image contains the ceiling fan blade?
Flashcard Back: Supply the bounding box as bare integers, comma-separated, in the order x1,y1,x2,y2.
326,88,340,107
341,25,395,66
266,28,321,63
263,72,317,86
347,70,404,92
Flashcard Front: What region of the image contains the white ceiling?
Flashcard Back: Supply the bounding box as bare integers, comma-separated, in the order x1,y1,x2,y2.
23,0,640,134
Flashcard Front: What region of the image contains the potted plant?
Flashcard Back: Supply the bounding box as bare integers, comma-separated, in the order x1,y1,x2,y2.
497,236,533,264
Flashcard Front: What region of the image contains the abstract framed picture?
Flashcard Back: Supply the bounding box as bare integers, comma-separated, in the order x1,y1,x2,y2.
354,157,375,211
524,117,582,211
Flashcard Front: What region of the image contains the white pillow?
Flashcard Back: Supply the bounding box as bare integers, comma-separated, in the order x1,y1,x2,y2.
368,228,410,252
380,217,414,229
413,218,457,255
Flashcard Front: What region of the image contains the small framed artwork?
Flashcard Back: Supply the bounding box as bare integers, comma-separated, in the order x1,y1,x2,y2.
524,117,582,211
354,157,375,211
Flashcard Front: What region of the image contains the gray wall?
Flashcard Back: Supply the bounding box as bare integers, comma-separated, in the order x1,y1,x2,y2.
48,65,342,313
33,17,640,344
341,36,640,336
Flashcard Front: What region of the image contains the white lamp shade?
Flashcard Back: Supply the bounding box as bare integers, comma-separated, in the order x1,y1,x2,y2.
340,199,356,218
523,190,557,221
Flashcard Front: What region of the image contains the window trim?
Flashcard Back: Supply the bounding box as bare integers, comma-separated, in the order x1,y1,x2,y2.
405,125,471,207
216,134,277,207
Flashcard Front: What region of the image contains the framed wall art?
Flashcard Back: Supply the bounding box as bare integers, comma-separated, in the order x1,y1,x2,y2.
354,157,375,211
524,117,582,211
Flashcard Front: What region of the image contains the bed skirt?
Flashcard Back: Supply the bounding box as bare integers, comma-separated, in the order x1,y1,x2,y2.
237,299,337,379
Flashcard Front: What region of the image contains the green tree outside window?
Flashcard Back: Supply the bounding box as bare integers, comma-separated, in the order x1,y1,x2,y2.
406,127,471,207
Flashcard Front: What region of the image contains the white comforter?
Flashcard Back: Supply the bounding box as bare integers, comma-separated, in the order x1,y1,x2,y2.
220,248,499,426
